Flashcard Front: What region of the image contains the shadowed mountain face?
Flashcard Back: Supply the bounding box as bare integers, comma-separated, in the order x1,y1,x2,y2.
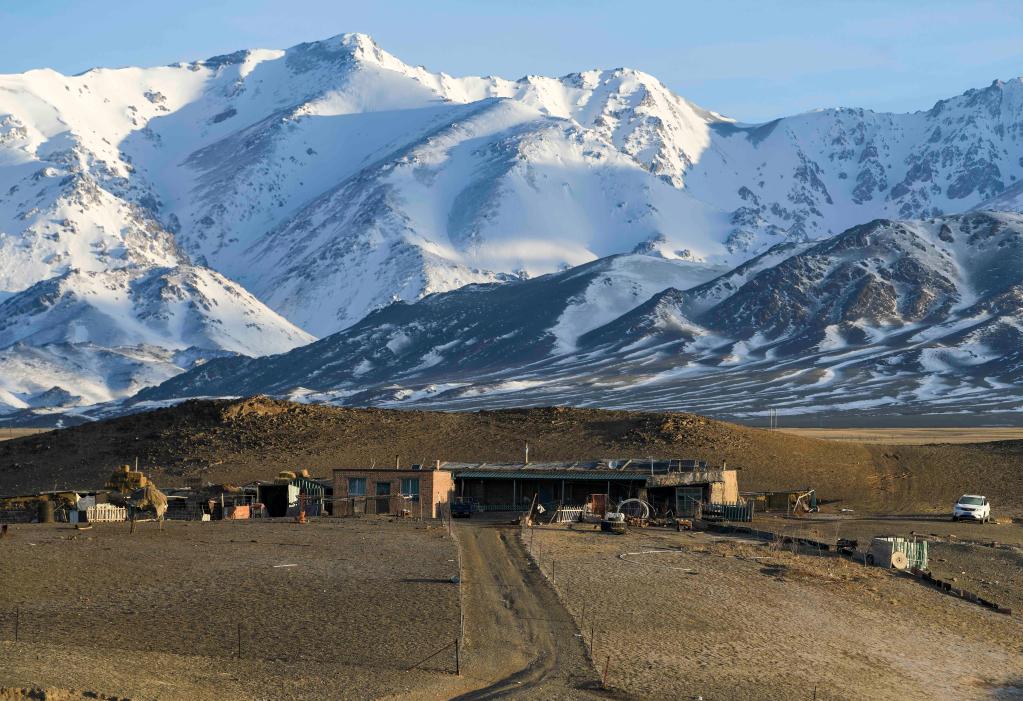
4,32,1023,418
135,213,1023,424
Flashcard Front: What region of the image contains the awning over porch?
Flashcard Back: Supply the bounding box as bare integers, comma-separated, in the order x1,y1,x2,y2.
454,470,646,481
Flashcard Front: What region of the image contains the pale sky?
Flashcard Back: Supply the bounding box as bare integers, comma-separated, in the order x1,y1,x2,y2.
1,0,1021,122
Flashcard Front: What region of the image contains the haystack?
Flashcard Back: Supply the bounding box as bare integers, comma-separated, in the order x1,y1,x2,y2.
105,464,149,493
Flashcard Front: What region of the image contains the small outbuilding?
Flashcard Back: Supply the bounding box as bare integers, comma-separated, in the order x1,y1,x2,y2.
256,470,329,517
333,463,454,518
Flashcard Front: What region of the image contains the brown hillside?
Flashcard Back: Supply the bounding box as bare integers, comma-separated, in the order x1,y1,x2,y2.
1,397,1020,514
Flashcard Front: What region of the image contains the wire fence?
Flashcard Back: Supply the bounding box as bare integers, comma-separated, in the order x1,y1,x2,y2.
0,603,460,674
0,516,464,674
518,522,608,678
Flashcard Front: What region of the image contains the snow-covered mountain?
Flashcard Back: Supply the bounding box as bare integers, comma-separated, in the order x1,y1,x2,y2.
0,264,311,412
136,212,1023,422
4,32,1023,418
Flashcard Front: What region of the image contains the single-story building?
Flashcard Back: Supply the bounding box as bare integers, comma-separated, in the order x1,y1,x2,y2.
333,463,454,518
332,459,739,519
448,460,739,516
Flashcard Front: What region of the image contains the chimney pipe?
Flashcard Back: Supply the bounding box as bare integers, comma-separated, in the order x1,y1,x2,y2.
435,459,441,471
524,441,529,465
395,454,400,470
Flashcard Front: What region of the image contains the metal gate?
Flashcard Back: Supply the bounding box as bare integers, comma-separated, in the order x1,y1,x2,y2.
676,489,703,518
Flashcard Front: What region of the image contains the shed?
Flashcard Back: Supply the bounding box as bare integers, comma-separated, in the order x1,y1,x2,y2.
257,483,300,518
256,474,328,517
292,475,326,516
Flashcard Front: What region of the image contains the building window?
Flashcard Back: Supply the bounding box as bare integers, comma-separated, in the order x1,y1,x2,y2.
375,481,392,496
348,478,366,496
400,478,420,501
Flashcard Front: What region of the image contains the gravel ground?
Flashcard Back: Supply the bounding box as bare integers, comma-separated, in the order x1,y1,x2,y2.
526,523,1023,700
0,518,466,700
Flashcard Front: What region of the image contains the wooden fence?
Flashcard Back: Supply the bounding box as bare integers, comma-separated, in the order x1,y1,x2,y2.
86,504,127,523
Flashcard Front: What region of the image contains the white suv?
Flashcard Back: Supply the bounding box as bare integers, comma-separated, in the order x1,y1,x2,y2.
952,494,991,523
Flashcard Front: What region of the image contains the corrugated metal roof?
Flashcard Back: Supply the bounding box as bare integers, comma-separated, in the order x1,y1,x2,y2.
454,470,646,481
441,459,719,472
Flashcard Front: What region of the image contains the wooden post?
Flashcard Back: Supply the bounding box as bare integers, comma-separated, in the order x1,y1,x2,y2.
237,622,242,658
589,622,595,657
455,638,460,675
602,655,611,688
14,607,18,642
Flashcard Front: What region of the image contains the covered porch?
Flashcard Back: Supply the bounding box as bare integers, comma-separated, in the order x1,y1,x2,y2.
453,469,647,512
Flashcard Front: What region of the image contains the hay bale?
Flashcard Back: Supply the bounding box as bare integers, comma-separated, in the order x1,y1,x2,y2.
105,465,149,492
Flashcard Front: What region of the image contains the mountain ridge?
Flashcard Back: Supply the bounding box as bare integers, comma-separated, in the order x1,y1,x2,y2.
3,33,1023,419
134,212,1023,423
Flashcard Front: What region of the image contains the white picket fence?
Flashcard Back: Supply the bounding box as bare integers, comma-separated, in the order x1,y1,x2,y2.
553,507,583,523
86,504,127,523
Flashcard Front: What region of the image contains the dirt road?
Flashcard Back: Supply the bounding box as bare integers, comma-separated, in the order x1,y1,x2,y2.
777,426,1023,444
0,429,45,443
452,520,603,699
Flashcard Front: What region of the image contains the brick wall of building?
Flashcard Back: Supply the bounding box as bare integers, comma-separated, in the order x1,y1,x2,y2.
333,468,453,518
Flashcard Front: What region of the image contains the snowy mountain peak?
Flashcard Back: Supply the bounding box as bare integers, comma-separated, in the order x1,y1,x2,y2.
317,32,386,58
280,31,411,74
928,75,1023,118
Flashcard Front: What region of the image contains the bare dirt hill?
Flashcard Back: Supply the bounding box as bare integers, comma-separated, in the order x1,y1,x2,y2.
1,397,1021,514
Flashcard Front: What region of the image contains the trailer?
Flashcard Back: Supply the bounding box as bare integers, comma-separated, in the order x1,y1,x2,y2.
865,537,928,570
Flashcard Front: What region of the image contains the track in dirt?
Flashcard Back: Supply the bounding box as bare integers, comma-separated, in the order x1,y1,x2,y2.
452,521,603,700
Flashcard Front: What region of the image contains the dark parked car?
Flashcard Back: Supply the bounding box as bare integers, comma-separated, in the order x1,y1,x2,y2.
451,497,475,518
